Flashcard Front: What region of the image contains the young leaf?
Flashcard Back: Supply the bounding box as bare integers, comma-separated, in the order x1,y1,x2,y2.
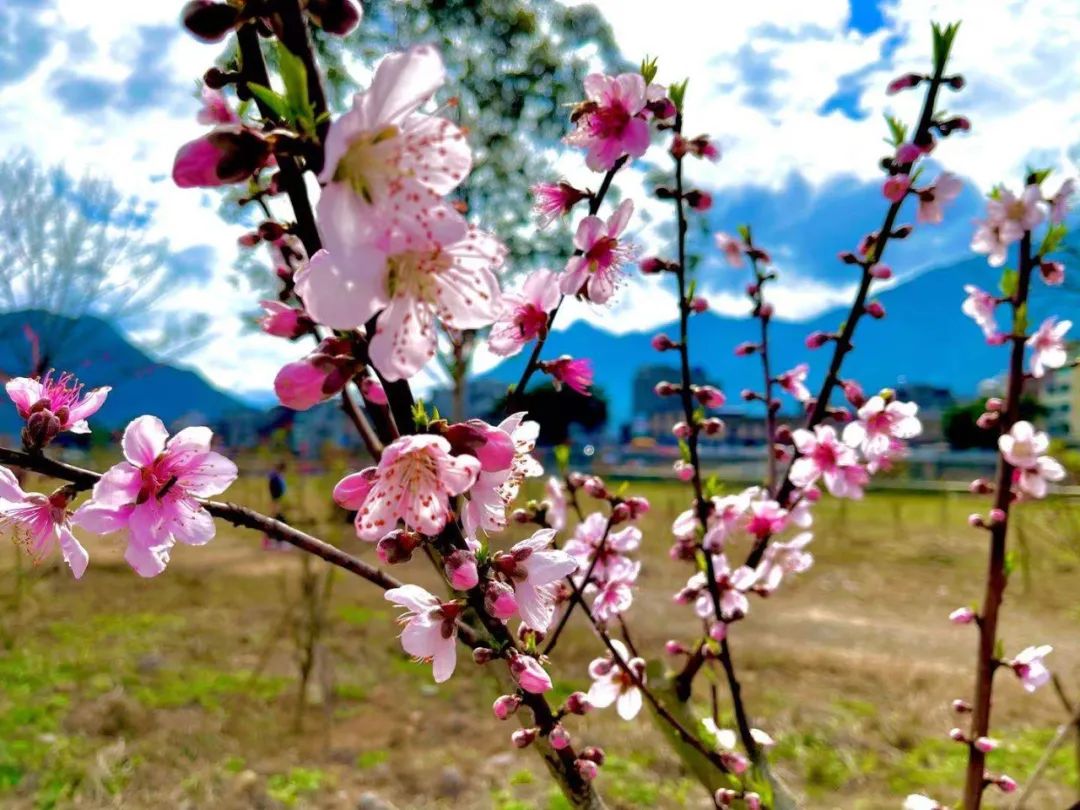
999,268,1018,298
247,83,290,122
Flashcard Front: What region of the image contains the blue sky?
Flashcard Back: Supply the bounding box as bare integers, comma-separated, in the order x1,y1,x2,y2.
0,0,1077,397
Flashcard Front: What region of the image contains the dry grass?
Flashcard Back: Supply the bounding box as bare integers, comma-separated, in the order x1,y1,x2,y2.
0,471,1077,809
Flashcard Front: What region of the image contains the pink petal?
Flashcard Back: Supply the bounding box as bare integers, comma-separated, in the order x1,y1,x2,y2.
56,526,89,579
296,247,386,331
360,44,446,126
122,416,169,467
125,540,171,578
5,377,42,417
333,468,377,509
66,386,110,425
368,296,436,381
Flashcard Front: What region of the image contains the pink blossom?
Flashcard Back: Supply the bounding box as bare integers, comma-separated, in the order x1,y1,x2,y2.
970,221,1009,267
444,549,479,590
5,372,110,438
1026,316,1071,378
338,435,479,540
487,269,560,357
949,606,976,624
460,413,542,538
0,467,88,578
587,639,645,720
917,172,963,224
883,175,911,202
886,73,921,94
532,182,588,228
1049,178,1075,224
316,45,471,265
998,421,1065,499
484,580,519,621
685,555,758,621
71,416,237,577
385,584,459,683
565,73,651,171
545,476,567,532
560,199,635,303
842,395,921,469
985,184,1046,245
564,512,640,584
961,285,1001,341
509,654,552,694
296,226,505,381
715,232,743,268
588,564,639,622
791,425,868,498
755,531,814,593
492,528,578,632
776,363,810,402
696,385,726,409
895,142,922,164
744,497,788,540
542,356,593,395
197,86,237,125
1010,644,1052,693
274,357,337,410
258,300,305,338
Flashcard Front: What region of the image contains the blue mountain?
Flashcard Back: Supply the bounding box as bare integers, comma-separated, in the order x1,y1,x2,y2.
0,310,254,436
482,257,1079,427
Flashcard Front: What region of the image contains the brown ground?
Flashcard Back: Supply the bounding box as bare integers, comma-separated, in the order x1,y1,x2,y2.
0,473,1077,809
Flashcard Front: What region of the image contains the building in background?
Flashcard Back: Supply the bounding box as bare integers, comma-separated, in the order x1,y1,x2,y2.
1044,342,1080,444
895,381,956,444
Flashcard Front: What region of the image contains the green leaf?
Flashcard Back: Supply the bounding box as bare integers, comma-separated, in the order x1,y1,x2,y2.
737,224,752,244
1003,549,1016,577
247,83,290,122
669,78,689,112
678,438,691,464
553,443,570,473
999,268,1018,298
994,638,1005,661
640,55,659,85
1014,301,1028,335
1027,166,1052,186
1038,222,1067,257
411,399,429,429
884,114,908,147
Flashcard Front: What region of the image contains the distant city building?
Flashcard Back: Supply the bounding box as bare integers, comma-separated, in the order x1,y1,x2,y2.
1044,341,1080,443
631,364,720,440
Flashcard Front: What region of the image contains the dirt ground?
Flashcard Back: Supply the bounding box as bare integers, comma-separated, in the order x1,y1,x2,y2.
0,472,1077,809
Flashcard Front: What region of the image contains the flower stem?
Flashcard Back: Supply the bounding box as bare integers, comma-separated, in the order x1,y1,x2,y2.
962,230,1034,809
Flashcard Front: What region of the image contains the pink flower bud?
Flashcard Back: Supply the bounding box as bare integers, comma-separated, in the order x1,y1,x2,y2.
181,0,241,42
1040,260,1065,286
976,412,998,430
949,607,976,625
715,788,738,806
868,263,892,279
686,190,712,211
639,256,664,274
674,460,694,481
360,377,388,405
994,774,1018,793
805,331,830,349
472,647,495,665
625,496,651,518
719,751,749,774
883,175,912,202
886,72,922,94
895,142,922,164
701,417,724,437
375,529,420,564
745,792,762,810
576,758,599,780
952,699,972,713
709,622,727,641
986,398,1004,412
759,302,774,318
564,691,592,715
974,736,998,753
173,127,271,188
672,421,692,440
689,296,709,313
969,478,992,495
549,724,572,750
949,727,967,742
444,549,479,591
695,385,726,409
654,381,680,397
582,476,607,499
580,746,605,765
735,341,758,356
493,694,522,720
485,581,518,621
305,0,363,36
989,508,1006,524
842,380,866,407
258,300,304,338
865,300,886,319
512,728,537,748
274,359,333,410
509,655,552,694
968,513,987,528
665,640,687,655
651,333,677,352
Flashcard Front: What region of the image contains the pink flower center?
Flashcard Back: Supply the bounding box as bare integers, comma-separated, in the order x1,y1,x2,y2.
335,124,403,203
586,236,618,270
810,442,839,472
589,102,632,140
514,304,548,340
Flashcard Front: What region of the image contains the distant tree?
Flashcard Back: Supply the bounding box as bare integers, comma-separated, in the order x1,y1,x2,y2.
497,383,608,445
0,153,208,378
943,396,1048,450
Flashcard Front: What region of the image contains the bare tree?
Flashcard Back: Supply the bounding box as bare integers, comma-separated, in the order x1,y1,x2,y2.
0,152,207,378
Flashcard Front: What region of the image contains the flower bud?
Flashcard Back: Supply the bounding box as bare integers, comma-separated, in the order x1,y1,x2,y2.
509,655,552,694
715,788,738,806
745,792,762,810
968,478,993,495
564,691,592,715
709,621,727,642
975,412,998,430
865,300,886,319
949,607,976,625
576,758,599,780
805,331,830,349
891,224,914,239
654,381,680,397
444,549,479,591
720,751,749,774
259,300,306,339
842,380,866,408
689,296,709,313
512,728,537,748
672,421,692,440
549,724,572,750
949,727,967,742
988,508,1006,524
579,746,605,765
493,694,522,720
993,774,1018,793
610,501,632,525
305,0,363,35
895,142,922,164
886,72,923,94
664,640,687,655
946,74,966,90
695,385,726,409
22,409,61,450
360,377,388,405
974,736,998,753
838,251,860,264
173,127,272,188
734,341,758,356
203,67,231,89
625,496,651,518
472,647,496,665
673,460,693,481
684,190,712,211
583,476,608,499
375,529,421,565
181,0,240,42
639,256,668,274
868,263,892,279
967,513,987,529
485,581,518,621
883,175,912,202
952,699,972,713
986,397,1004,412
701,417,724,437
1039,260,1065,286
651,333,677,352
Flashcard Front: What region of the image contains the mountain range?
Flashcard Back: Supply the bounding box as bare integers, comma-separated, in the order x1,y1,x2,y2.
481,255,1078,427
0,311,253,437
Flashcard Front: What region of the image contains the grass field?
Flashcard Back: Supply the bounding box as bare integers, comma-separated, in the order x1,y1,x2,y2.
0,469,1077,809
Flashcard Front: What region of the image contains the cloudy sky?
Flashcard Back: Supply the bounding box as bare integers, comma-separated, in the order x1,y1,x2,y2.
1,0,1077,400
